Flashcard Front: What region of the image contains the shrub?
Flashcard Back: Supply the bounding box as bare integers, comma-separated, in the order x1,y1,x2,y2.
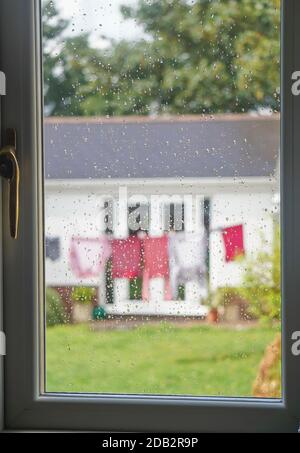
204,287,250,323
239,226,280,324
209,287,244,308
46,288,66,327
71,286,96,305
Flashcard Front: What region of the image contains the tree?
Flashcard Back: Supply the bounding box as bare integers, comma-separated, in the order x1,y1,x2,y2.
80,39,168,116
117,0,281,115
43,1,98,116
43,0,281,117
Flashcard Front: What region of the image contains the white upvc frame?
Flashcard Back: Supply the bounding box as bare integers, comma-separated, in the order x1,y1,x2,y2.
0,0,299,432
0,71,5,432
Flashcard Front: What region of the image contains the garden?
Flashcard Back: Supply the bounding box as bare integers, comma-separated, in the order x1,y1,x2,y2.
46,227,281,398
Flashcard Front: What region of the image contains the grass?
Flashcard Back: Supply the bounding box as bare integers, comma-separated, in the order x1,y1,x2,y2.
46,323,279,397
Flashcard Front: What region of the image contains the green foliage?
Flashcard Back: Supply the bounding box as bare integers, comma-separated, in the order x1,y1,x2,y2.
119,0,280,115
105,258,114,305
130,278,142,300
71,286,96,305
208,287,245,309
46,288,66,327
43,1,98,116
239,227,281,323
43,0,280,117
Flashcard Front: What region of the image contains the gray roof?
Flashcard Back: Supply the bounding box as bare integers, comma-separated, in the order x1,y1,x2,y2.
44,115,279,180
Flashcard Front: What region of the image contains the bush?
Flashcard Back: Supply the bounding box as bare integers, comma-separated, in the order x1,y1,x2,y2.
71,286,96,305
239,226,280,324
204,287,250,323
209,287,244,308
46,288,66,327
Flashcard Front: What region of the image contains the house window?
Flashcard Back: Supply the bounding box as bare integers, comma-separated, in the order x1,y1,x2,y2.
163,202,185,232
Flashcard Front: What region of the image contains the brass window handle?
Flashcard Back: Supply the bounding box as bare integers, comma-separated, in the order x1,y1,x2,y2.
0,129,20,239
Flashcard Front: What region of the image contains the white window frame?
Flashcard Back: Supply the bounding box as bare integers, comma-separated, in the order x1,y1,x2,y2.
0,70,5,432
0,0,299,433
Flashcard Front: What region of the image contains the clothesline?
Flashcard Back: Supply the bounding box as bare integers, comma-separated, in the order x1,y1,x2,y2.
46,224,245,267
63,224,245,293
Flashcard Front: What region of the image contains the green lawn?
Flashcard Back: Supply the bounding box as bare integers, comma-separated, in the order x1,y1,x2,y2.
46,323,278,397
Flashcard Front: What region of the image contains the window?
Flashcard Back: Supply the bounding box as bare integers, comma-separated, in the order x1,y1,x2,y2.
1,0,300,432
43,0,281,397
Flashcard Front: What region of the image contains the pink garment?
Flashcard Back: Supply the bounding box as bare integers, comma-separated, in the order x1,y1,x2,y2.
222,225,245,262
142,235,171,301
70,237,111,279
143,235,170,278
111,236,142,279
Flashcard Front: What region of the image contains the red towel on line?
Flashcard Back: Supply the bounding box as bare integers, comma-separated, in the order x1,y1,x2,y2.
112,236,142,279
143,235,170,278
70,237,111,279
142,235,171,301
222,225,245,262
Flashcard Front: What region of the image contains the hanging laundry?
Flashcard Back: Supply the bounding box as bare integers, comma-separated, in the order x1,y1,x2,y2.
222,224,245,262
111,236,142,279
143,235,170,278
142,235,171,301
70,237,111,279
45,237,61,262
169,232,207,299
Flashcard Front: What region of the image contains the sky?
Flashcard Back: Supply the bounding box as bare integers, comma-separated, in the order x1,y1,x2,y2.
55,0,144,47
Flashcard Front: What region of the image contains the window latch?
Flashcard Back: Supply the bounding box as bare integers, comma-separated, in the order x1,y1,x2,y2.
0,129,20,239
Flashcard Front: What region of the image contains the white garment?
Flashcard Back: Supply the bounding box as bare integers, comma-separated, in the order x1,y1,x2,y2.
169,232,207,299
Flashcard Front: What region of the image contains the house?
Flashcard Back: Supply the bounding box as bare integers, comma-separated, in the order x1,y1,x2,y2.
44,113,279,317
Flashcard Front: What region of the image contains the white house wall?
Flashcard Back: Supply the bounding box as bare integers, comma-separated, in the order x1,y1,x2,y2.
210,192,275,291
45,191,105,287
44,178,277,292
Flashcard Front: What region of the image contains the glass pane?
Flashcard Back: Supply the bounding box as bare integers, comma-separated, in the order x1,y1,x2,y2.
43,0,281,398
